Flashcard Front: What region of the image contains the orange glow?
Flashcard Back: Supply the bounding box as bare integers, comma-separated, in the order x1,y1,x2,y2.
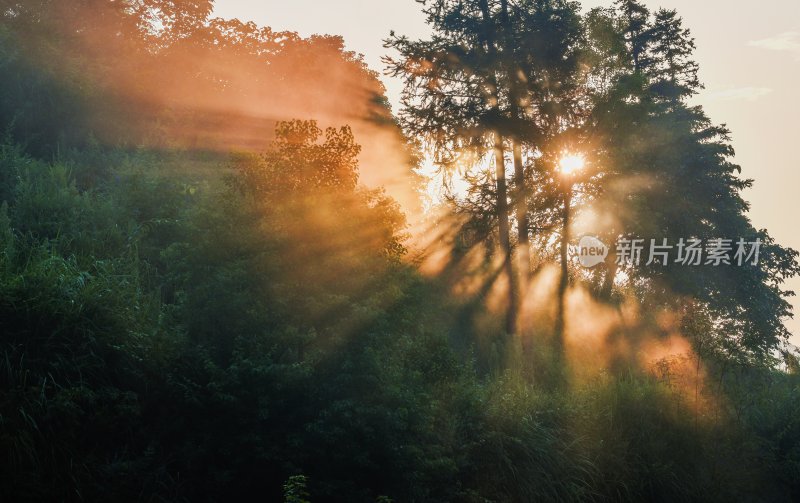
558,153,586,175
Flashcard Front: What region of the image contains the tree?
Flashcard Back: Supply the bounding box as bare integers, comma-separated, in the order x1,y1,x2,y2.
579,1,800,357
614,0,651,73
387,0,585,338
386,0,519,334
647,8,701,102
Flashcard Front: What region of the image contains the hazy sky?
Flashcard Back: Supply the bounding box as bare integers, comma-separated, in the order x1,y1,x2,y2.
213,0,800,343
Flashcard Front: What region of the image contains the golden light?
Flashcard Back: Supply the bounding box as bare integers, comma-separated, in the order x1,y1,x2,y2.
559,153,586,175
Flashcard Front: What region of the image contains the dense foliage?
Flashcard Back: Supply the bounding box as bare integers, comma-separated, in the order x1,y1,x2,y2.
1,0,799,502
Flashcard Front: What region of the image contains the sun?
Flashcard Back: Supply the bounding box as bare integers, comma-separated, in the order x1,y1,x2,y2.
559,153,586,175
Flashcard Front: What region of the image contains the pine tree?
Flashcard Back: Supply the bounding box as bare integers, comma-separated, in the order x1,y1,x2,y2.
647,9,702,102
387,0,519,334
387,0,585,337
583,1,800,357
614,0,652,72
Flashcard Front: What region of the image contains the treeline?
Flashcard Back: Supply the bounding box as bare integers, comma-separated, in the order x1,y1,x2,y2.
0,0,402,155
387,0,799,359
0,0,799,502
2,118,798,502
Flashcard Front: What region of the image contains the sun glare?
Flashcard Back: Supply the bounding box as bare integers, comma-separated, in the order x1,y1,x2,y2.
559,153,586,175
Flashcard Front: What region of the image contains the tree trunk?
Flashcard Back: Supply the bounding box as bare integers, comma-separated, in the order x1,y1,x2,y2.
554,188,572,356
512,141,530,279
479,1,517,336
499,0,531,279
495,134,517,336
601,245,618,300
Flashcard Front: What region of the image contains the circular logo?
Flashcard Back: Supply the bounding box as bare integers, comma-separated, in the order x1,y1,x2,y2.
571,235,609,268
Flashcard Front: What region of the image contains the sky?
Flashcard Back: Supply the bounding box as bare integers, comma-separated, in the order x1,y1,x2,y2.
212,0,800,344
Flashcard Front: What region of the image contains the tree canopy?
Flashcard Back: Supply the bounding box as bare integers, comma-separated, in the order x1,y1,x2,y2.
1,0,799,501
